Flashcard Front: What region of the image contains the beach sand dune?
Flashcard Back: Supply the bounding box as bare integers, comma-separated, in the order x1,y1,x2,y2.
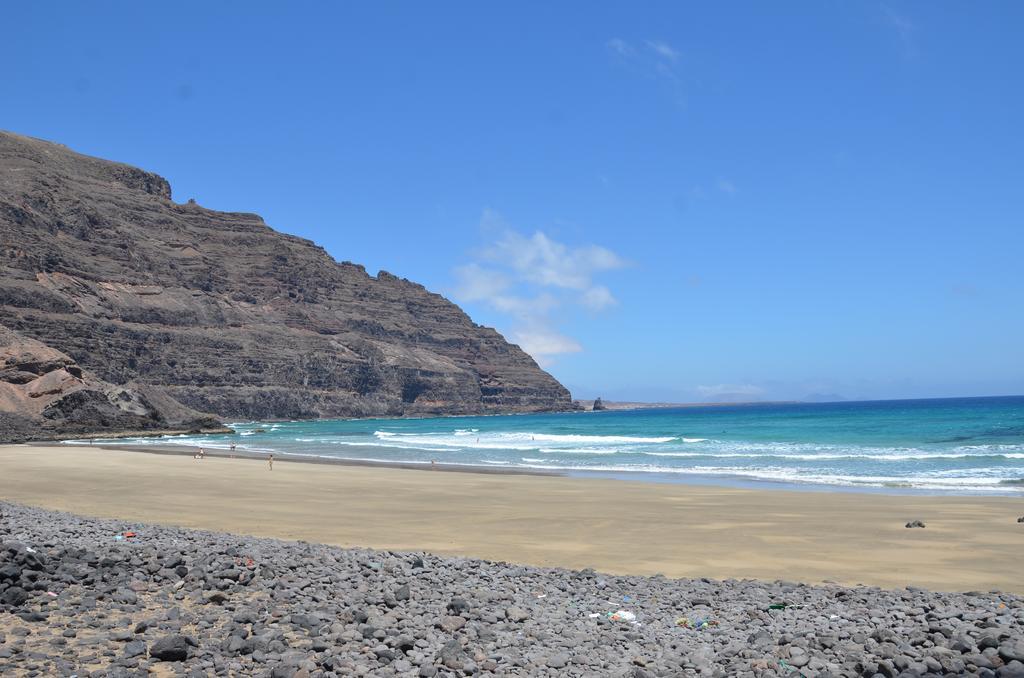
1,444,1022,593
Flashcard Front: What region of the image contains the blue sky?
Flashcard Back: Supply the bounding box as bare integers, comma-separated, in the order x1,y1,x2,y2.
4,2,1022,402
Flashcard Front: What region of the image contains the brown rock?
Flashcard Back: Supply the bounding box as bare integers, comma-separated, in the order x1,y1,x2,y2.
0,323,220,441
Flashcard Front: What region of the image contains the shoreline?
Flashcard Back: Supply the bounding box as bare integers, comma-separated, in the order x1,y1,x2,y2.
47,441,561,477
4,443,1024,593
60,439,1024,497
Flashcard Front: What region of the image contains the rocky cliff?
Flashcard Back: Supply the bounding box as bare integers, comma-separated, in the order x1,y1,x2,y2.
0,131,573,437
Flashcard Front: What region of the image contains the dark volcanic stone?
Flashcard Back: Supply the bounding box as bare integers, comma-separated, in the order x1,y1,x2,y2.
1002,640,1024,664
204,590,228,605
124,640,147,658
150,634,189,661
0,562,21,581
438,638,465,670
1,585,28,606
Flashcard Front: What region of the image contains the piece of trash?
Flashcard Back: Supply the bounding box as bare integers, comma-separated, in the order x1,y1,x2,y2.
536,594,546,599
778,658,808,676
623,595,631,602
905,520,926,528
676,616,719,630
829,614,839,620
26,546,36,553
608,610,636,622
114,535,125,541
768,603,787,610
45,591,58,597
588,613,601,618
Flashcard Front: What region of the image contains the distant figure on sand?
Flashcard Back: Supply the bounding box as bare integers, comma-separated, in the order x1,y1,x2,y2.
194,447,205,460
431,459,437,469
268,454,274,471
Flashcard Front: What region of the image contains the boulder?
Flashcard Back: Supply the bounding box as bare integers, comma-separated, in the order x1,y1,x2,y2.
150,634,189,661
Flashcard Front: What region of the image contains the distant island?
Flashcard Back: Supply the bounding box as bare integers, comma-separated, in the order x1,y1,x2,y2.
574,399,801,411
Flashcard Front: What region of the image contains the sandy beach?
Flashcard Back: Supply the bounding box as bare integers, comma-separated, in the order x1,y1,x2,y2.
1,443,1022,593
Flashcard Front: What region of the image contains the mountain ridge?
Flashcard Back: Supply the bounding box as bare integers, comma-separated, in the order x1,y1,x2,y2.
0,130,573,439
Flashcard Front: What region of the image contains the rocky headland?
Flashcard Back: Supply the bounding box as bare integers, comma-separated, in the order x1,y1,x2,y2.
1,501,1023,677
0,131,573,441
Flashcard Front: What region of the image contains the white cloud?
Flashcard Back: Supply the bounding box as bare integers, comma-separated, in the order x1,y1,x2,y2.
881,5,918,58
485,231,625,291
512,329,582,367
581,285,617,310
451,215,625,364
452,263,510,302
606,38,634,57
646,40,680,62
491,292,559,318
607,37,685,107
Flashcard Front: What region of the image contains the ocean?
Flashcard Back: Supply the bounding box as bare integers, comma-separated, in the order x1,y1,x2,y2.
77,396,1024,494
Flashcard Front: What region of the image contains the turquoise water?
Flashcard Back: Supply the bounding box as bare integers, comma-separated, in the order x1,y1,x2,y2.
81,396,1024,494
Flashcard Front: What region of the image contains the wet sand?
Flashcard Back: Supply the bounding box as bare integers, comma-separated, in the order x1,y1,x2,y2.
1,444,1022,592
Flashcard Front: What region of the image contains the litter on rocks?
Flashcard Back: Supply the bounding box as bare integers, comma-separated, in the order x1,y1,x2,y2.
768,603,802,610
778,659,808,676
608,610,637,622
676,616,719,630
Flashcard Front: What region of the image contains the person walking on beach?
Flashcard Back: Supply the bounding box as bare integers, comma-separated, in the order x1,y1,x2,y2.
268,453,274,471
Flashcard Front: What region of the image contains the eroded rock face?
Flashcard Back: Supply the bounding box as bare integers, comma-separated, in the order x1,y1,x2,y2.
0,324,222,441
0,131,573,426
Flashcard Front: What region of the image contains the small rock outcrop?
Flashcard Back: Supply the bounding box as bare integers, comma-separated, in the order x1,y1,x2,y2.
0,324,222,441
592,397,607,411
